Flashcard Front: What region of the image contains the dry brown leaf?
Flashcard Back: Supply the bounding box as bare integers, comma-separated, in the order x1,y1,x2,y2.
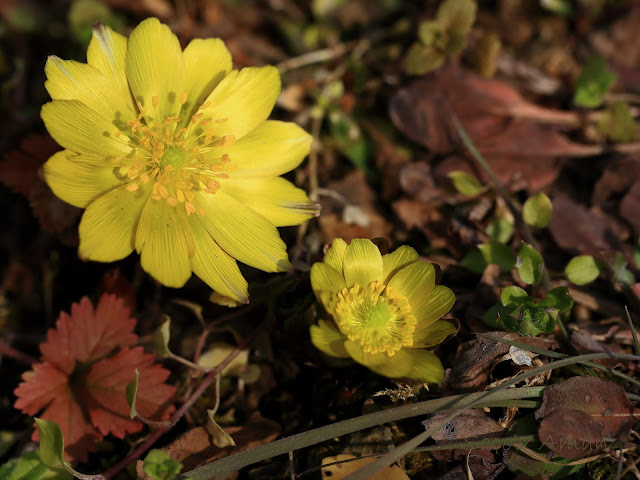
321,454,409,480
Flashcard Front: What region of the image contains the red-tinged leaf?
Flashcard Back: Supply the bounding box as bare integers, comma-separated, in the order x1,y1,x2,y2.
40,294,137,375
81,347,175,439
13,363,101,463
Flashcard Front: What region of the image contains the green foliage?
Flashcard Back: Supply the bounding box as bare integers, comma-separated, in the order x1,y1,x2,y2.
126,369,140,420
598,101,637,143
606,252,634,285
206,410,236,448
516,242,544,285
565,255,600,285
573,56,616,108
154,317,172,359
68,0,123,46
486,214,514,243
539,0,573,16
328,109,370,173
0,451,72,480
460,247,487,274
34,419,65,470
522,192,552,228
143,450,183,480
404,0,477,75
478,242,517,271
483,286,573,336
448,171,486,196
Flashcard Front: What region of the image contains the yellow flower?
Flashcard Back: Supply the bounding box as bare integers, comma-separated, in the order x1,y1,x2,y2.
310,239,456,383
41,18,318,303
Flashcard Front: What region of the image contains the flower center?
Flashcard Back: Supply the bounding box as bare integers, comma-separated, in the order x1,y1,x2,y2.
334,281,416,356
114,94,238,216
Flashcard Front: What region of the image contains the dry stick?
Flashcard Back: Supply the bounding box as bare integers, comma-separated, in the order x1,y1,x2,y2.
0,340,37,365
101,318,267,480
452,116,570,344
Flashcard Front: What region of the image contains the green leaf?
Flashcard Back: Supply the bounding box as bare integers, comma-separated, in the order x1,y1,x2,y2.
34,419,65,470
206,410,236,448
153,316,172,359
143,450,183,480
500,286,529,306
564,255,600,285
126,369,140,420
598,101,637,143
516,243,544,285
460,247,487,274
538,287,574,313
403,42,445,75
0,451,72,480
448,171,486,196
478,242,516,271
522,192,552,228
437,0,477,48
573,56,616,108
328,109,370,172
499,304,558,337
486,214,514,243
607,252,635,285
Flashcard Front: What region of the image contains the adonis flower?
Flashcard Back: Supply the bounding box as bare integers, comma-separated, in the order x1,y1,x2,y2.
42,18,318,302
310,239,456,383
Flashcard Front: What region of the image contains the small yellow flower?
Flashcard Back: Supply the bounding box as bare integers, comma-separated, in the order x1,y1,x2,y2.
310,239,456,383
41,18,319,302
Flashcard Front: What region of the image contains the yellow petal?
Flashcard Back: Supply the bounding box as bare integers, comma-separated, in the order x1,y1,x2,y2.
222,177,318,227
135,198,193,288
79,183,150,261
343,239,383,288
310,262,345,313
414,285,455,329
187,213,248,303
403,349,444,383
43,150,122,208
182,38,232,121
87,23,131,103
344,340,413,378
387,261,435,309
410,320,457,348
382,245,419,285
323,238,347,273
193,190,291,273
45,57,136,124
125,18,185,119
201,66,280,140
221,121,312,178
310,320,349,358
41,100,132,157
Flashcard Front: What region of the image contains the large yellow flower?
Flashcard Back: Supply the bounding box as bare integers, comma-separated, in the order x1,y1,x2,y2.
310,239,456,383
41,18,318,303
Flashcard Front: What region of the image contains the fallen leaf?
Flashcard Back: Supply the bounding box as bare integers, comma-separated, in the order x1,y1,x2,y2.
14,294,175,463
321,454,409,480
535,376,640,459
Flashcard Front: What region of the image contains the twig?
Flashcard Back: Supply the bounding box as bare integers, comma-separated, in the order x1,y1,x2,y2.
101,318,267,479
0,340,37,365
277,43,355,73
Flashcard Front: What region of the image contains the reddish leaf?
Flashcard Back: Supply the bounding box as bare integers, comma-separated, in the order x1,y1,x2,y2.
14,363,101,463
82,347,175,438
0,134,81,233
40,294,137,375
14,294,175,464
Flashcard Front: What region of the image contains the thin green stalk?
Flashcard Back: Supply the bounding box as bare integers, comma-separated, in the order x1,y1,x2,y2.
179,386,545,479
343,352,640,480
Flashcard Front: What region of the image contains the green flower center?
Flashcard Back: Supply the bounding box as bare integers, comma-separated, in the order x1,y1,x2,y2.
159,146,188,170
117,93,238,216
334,281,416,356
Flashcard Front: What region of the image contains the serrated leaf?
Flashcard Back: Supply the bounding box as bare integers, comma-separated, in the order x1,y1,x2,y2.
143,449,183,480
598,101,637,143
478,242,516,271
565,255,600,285
523,192,552,228
154,317,172,359
500,286,529,306
448,170,486,196
516,243,544,285
573,56,616,108
34,419,65,469
206,410,236,448
125,369,140,420
14,295,175,463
